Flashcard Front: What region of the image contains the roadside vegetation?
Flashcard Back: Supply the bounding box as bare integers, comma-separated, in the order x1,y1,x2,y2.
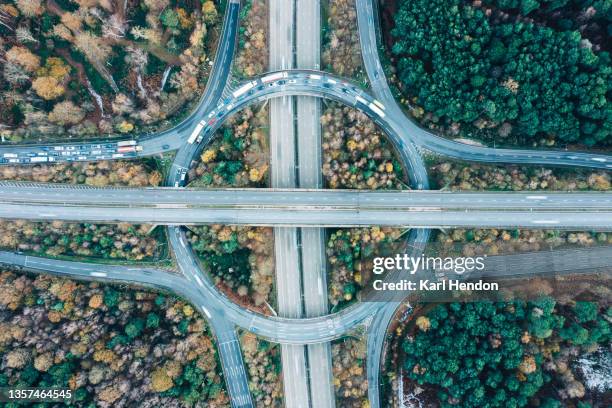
239,331,283,407
327,227,404,309
0,221,165,261
0,0,222,143
186,105,274,311
430,160,611,192
436,229,611,257
386,282,611,407
322,0,367,84
0,269,229,406
234,0,268,79
321,101,407,308
188,104,269,188
186,225,275,311
322,102,405,190
332,335,369,407
0,158,167,262
0,158,163,185
384,0,611,148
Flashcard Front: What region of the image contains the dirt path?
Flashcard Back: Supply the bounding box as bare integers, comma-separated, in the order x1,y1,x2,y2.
55,48,103,123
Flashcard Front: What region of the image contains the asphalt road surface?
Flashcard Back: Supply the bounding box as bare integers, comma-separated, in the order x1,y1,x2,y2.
1,183,610,228
296,0,335,405
0,0,609,406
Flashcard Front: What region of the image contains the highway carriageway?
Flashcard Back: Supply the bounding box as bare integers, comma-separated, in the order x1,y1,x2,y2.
0,184,611,228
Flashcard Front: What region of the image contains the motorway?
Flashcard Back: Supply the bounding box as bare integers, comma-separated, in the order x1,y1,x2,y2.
5,242,606,343
295,0,336,405
171,68,610,192
0,183,610,227
3,239,608,406
3,183,611,209
1,67,610,175
0,0,609,406
269,2,312,407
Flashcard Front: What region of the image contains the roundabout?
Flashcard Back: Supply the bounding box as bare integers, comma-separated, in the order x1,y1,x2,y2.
164,69,432,344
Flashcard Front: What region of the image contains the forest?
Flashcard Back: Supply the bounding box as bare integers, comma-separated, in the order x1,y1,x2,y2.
186,225,275,310
399,292,610,407
0,220,164,261
327,227,404,308
388,0,611,147
189,104,269,188
0,159,163,185
0,0,221,142
436,228,611,258
0,269,229,406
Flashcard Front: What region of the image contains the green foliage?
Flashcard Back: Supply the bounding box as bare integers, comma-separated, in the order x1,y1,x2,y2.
154,295,166,307
559,322,589,344
404,302,535,407
46,361,75,387
528,296,562,339
574,301,598,322
403,297,610,407
191,227,252,287
166,359,221,404
74,388,88,402
125,318,145,339
540,398,563,408
107,334,128,349
103,288,120,308
0,272,227,406
146,312,160,329
521,0,540,14
20,365,40,386
161,9,180,28
177,319,190,335
391,0,611,146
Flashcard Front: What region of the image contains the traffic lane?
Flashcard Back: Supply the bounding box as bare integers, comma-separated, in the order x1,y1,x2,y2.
1,184,611,209
0,204,611,228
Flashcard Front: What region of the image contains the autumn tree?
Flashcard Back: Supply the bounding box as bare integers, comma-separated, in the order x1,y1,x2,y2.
5,46,40,72
201,1,218,25
14,0,43,17
31,76,65,100
74,32,112,65
48,101,85,125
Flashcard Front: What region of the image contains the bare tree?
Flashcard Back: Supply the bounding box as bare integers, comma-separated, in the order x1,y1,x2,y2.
15,26,38,44
14,0,43,17
3,62,30,85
